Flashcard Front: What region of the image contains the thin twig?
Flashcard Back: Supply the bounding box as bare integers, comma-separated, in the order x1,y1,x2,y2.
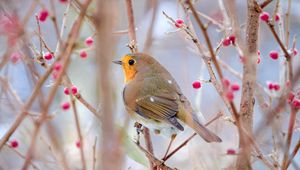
70,96,86,170
5,145,39,170
283,140,300,169
162,111,223,162
21,0,92,168
125,0,138,52
92,137,97,170
260,0,274,9
281,108,298,170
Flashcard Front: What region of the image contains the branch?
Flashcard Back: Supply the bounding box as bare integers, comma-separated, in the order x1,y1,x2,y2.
163,112,223,162
186,0,223,79
125,0,138,52
236,0,260,169
70,96,86,170
281,108,298,169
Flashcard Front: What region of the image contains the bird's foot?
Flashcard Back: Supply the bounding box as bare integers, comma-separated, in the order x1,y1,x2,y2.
134,122,144,145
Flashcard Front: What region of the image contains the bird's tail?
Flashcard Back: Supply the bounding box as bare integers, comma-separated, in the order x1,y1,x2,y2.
190,114,222,143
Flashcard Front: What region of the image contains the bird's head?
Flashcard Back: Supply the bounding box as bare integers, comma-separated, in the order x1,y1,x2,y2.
113,53,157,83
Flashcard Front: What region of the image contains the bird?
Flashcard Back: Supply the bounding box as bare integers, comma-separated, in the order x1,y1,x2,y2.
113,53,222,145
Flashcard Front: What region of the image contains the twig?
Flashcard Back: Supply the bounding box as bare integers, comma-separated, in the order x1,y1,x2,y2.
92,137,97,170
283,140,300,169
21,0,92,168
125,0,138,52
5,145,39,170
284,0,292,48
70,96,86,170
143,127,155,169
162,111,223,162
0,60,55,150
186,0,223,79
281,108,298,170
49,0,63,45
135,142,173,170
143,0,158,52
196,10,224,30
260,0,274,9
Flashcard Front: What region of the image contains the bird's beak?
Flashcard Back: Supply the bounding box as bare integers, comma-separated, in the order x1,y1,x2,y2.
113,60,122,65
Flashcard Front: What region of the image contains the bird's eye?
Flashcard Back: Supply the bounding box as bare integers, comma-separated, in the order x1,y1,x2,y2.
128,59,135,65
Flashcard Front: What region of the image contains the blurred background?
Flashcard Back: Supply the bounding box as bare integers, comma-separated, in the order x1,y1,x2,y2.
0,0,299,169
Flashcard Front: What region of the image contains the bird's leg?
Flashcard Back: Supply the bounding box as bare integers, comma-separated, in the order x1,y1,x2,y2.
162,134,176,160
134,122,143,145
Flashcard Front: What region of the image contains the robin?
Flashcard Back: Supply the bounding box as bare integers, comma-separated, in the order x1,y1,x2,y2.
114,53,222,146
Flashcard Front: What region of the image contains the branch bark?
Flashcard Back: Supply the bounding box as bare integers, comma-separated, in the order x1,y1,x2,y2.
236,0,260,169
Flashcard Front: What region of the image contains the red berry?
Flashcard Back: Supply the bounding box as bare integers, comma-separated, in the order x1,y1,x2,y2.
85,37,94,46
76,140,81,148
229,35,236,45
192,81,201,89
64,87,70,95
288,92,295,104
222,78,231,88
226,91,234,102
44,52,53,60
292,99,300,108
275,14,280,22
80,50,87,58
176,19,184,24
175,19,184,28
61,102,70,110
257,56,261,64
267,82,274,90
59,0,68,3
260,12,270,22
273,83,280,91
10,140,18,148
71,85,78,95
231,83,240,91
222,38,231,47
292,48,298,56
38,9,49,22
226,148,236,155
10,52,21,64
257,50,261,56
269,50,279,60
53,62,62,71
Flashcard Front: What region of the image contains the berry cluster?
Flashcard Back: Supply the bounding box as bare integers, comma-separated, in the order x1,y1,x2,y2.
222,78,240,102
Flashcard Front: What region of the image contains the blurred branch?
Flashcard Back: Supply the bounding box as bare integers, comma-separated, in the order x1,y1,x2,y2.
95,0,123,169
143,0,158,52
49,0,63,45
92,137,97,170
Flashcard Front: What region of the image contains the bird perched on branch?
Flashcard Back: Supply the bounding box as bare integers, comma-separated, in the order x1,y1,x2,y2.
114,53,221,145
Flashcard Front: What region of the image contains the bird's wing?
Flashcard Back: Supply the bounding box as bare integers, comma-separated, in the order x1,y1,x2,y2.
135,94,184,131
